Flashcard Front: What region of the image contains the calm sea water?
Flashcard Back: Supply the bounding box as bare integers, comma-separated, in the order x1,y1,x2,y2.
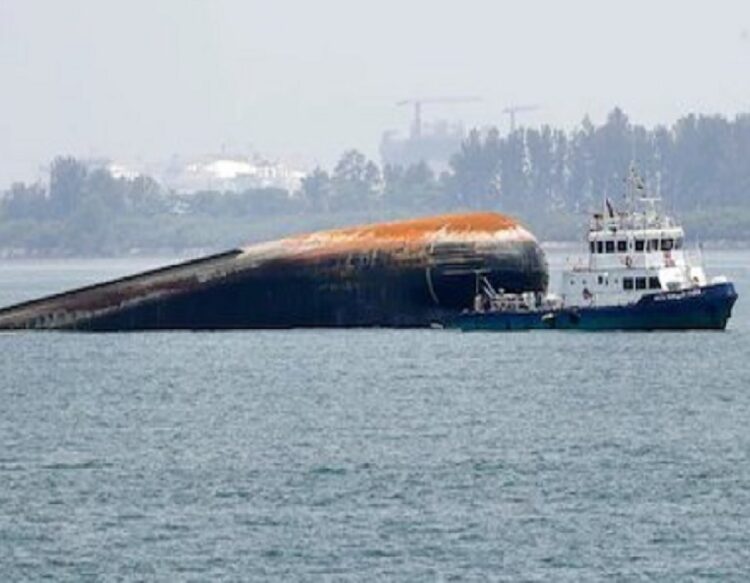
1,251,749,581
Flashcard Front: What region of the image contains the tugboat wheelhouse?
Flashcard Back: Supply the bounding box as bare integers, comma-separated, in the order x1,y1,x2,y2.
561,166,710,307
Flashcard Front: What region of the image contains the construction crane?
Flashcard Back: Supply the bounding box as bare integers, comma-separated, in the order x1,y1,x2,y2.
502,104,540,134
396,96,482,139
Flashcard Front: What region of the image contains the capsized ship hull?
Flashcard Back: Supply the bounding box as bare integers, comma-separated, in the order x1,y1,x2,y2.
0,212,548,331
452,282,738,331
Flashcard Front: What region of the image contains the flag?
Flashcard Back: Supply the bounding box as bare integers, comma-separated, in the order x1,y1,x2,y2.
605,198,615,218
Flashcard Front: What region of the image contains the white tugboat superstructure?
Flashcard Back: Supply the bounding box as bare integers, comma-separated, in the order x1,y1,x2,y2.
562,165,715,309
452,164,738,331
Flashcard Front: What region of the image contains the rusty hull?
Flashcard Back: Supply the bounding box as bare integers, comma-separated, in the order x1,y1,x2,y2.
0,212,548,331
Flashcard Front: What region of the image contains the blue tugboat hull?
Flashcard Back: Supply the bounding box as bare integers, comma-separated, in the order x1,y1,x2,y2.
453,282,738,331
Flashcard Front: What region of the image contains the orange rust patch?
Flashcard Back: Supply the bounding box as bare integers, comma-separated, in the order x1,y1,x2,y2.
263,212,529,261
232,211,535,267
287,213,519,245
292,212,518,243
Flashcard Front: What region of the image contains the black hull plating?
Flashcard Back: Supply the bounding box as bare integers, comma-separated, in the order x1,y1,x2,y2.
0,239,548,331
72,246,547,331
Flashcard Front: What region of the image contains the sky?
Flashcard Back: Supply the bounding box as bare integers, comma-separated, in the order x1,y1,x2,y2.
1,0,750,184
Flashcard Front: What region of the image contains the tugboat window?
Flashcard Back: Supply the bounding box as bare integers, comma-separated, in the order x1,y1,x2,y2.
623,278,634,290
661,239,674,251
636,277,647,290
597,241,604,254
590,242,595,253
598,275,604,284
650,239,659,251
648,276,661,289
635,239,645,251
605,241,615,253
617,240,627,252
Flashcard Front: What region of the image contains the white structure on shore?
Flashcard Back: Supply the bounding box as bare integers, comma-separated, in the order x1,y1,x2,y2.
162,154,307,194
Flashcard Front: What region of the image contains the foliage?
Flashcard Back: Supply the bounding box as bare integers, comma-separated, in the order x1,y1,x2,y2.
3,109,750,255
330,150,382,209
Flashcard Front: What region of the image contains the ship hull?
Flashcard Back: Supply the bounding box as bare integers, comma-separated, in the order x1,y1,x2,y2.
0,213,548,331
452,282,738,331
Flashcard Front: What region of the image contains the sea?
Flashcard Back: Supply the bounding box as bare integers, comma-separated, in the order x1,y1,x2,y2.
1,249,749,581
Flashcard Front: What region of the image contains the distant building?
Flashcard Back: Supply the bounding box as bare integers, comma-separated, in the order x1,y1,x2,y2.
155,154,307,194
76,158,143,181
107,162,141,180
380,120,465,173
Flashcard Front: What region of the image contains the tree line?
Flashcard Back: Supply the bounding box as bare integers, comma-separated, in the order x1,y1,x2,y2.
303,108,750,217
2,108,750,254
447,108,750,214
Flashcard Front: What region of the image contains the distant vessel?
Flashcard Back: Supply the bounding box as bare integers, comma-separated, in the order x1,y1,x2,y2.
452,165,738,331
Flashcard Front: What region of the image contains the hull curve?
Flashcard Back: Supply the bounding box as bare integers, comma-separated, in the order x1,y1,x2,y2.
0,212,548,331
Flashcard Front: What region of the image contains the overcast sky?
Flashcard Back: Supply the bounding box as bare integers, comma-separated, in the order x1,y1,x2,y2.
1,0,749,184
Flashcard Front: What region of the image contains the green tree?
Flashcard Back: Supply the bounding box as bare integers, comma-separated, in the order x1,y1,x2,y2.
49,156,87,217
1,182,48,220
382,162,439,209
301,167,332,212
331,150,381,209
449,128,501,209
498,129,527,212
382,164,405,207
85,167,126,215
127,175,166,215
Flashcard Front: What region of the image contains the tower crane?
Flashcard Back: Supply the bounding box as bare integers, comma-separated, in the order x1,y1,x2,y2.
502,104,540,134
396,96,482,139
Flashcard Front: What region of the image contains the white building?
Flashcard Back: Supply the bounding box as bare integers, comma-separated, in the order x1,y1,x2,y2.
165,155,306,194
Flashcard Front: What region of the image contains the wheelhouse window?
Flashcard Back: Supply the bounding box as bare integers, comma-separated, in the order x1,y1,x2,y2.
635,277,647,290
617,240,627,252
635,239,645,252
597,241,604,254
590,241,595,253
661,239,674,251
648,276,661,290
623,277,634,290
649,239,659,251
605,241,615,253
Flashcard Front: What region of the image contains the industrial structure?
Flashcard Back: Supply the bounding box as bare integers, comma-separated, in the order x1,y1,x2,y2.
380,96,481,170
502,104,540,134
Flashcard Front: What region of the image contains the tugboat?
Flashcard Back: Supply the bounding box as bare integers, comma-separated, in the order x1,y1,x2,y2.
453,165,738,331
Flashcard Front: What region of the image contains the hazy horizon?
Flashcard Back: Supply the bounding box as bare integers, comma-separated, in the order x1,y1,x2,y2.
2,0,750,184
